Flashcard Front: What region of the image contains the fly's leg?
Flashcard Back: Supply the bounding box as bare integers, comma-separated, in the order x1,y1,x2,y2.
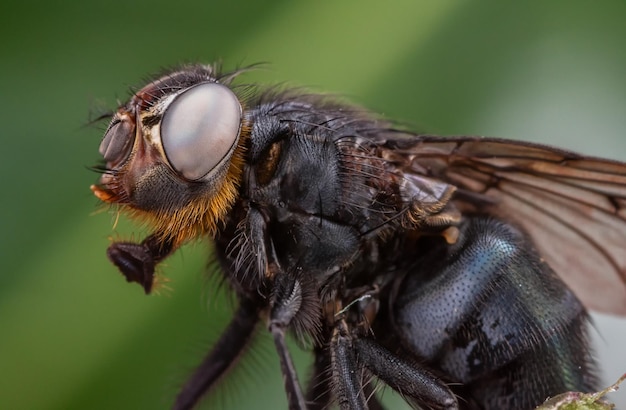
173,296,260,410
106,234,174,294
354,338,458,410
331,321,368,410
269,273,309,410
307,337,385,409
328,321,456,409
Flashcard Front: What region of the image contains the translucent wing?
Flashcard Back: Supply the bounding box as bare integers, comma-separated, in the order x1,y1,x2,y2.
385,135,626,315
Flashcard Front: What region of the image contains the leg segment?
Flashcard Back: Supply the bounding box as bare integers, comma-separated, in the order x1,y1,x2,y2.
106,234,174,294
269,274,309,410
327,321,457,409
354,338,458,410
331,321,368,410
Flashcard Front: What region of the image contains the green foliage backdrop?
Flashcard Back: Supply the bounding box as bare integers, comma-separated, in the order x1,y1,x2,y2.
1,0,625,408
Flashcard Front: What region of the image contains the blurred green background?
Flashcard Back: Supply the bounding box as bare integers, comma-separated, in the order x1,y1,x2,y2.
1,0,625,409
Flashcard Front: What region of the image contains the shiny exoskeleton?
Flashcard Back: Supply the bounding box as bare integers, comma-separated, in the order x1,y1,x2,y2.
91,64,626,410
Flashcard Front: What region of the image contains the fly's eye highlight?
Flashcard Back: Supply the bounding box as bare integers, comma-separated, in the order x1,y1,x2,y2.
99,115,134,164
160,82,242,181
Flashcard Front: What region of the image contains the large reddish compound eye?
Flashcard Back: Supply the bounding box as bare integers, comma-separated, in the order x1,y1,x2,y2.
160,82,242,181
99,114,134,165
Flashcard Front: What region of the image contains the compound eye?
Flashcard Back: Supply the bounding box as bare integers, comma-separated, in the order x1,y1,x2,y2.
161,82,242,181
99,115,134,164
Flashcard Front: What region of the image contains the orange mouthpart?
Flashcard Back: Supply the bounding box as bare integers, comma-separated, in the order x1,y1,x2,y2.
90,184,116,203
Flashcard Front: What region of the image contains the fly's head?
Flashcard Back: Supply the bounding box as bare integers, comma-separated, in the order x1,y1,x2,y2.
91,65,248,247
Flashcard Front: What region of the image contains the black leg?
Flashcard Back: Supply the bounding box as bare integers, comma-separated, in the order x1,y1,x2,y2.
354,338,458,410
306,339,385,410
173,297,260,410
269,275,308,410
331,321,367,410
106,234,175,294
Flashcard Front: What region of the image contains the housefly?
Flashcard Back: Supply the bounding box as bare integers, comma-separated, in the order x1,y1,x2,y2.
91,64,626,409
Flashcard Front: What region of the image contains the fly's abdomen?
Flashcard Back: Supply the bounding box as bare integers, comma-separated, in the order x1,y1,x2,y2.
393,216,596,409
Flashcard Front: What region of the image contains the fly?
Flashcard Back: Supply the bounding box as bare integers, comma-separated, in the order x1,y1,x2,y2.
91,63,626,410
